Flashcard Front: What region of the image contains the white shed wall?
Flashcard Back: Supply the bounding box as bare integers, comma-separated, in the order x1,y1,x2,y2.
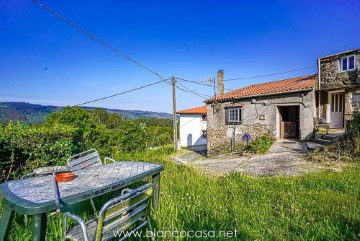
179,114,207,147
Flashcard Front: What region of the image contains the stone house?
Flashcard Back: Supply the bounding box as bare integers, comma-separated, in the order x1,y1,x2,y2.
205,49,360,156
316,49,360,128
177,106,207,147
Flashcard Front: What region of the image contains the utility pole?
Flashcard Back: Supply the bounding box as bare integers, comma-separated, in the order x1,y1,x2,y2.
171,76,178,151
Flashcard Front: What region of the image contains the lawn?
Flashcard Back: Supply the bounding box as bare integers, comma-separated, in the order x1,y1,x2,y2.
1,146,360,240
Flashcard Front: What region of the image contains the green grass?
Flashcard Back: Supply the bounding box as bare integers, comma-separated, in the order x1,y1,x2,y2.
1,147,360,240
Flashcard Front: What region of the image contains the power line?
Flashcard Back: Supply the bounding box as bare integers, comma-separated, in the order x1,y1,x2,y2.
176,82,212,99
223,66,316,81
177,77,214,87
75,78,170,106
177,77,234,91
32,0,165,81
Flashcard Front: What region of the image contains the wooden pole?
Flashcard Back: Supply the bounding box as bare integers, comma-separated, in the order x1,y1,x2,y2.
172,76,178,151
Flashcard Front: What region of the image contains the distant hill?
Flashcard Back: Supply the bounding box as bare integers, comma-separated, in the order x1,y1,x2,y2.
0,102,172,124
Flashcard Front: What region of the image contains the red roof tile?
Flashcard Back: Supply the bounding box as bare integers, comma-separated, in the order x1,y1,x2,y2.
205,74,317,103
177,106,207,114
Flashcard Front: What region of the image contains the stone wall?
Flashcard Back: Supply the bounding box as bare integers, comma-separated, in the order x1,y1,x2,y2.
207,90,315,156
318,50,360,90
350,88,360,112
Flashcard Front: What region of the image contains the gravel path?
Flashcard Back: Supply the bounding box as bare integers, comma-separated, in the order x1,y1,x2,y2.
185,140,323,177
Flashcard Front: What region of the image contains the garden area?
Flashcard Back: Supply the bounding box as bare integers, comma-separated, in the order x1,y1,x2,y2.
0,107,359,240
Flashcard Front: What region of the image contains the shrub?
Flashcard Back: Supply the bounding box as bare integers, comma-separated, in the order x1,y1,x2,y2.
243,133,273,154
0,122,81,181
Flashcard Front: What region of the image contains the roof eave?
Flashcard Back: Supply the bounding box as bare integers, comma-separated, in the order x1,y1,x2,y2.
205,88,314,104
176,112,206,115
319,48,360,60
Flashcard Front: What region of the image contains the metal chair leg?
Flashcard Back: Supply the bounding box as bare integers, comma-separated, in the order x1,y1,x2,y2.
90,198,96,213
147,217,155,241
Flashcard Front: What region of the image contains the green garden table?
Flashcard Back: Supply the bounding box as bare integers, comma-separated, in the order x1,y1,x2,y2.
0,161,164,241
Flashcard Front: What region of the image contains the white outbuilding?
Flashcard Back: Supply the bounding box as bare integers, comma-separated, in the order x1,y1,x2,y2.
177,106,207,147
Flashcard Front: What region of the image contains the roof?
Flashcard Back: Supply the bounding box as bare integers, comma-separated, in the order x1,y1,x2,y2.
177,106,207,114
205,74,317,103
319,48,360,60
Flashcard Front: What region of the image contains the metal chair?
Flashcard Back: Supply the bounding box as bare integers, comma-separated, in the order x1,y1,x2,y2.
63,183,154,241
66,149,116,212
66,149,116,172
21,149,116,179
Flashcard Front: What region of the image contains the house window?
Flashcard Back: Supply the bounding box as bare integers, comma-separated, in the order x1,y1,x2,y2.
225,107,241,125
201,115,207,121
341,55,356,72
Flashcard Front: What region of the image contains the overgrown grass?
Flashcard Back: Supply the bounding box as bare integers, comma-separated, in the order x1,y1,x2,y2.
1,147,360,240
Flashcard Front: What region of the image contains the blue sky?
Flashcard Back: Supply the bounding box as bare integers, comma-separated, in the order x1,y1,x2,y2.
0,0,359,113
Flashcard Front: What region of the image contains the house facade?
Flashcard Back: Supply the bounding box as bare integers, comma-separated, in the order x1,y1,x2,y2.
205,75,316,155
316,49,360,128
177,106,207,147
205,49,360,156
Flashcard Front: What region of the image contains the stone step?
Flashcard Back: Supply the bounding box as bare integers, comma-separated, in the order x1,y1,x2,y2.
314,138,333,145
322,134,342,141
306,142,325,151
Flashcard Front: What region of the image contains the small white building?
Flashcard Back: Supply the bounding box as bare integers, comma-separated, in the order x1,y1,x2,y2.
177,106,207,147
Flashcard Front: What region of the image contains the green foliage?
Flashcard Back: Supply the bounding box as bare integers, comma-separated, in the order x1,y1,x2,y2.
0,106,173,182
132,117,173,127
91,108,124,129
349,111,360,131
44,107,173,157
0,122,81,181
117,124,148,153
244,133,274,154
45,106,97,131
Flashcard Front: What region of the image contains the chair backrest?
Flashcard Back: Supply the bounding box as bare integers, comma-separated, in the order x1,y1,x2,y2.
67,149,102,171
95,183,153,241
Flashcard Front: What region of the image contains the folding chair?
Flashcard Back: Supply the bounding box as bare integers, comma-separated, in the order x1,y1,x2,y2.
63,183,154,241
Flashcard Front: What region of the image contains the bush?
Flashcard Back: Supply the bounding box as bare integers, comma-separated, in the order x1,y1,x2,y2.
243,133,273,154
0,122,81,181
0,107,174,182
45,107,173,156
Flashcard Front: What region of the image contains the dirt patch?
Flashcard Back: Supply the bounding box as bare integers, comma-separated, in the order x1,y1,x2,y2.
187,140,341,177
191,154,324,177
236,153,322,177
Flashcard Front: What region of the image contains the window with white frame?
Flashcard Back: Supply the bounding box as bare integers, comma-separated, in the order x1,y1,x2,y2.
225,107,241,125
340,55,356,72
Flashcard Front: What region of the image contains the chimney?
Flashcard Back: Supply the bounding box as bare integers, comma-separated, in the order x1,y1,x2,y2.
217,70,224,95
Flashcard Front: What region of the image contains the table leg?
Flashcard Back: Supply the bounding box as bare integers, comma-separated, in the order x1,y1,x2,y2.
0,203,14,241
152,173,160,211
31,213,47,241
